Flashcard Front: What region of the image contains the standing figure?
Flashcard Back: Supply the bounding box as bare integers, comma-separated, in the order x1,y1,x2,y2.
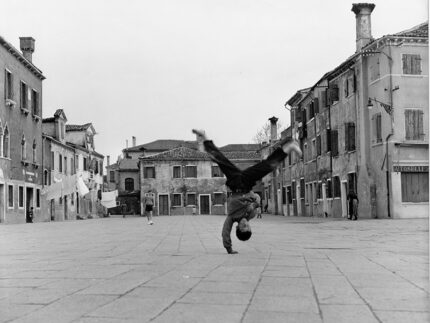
192,129,302,254
143,191,154,225
27,207,34,223
255,193,262,219
347,190,359,220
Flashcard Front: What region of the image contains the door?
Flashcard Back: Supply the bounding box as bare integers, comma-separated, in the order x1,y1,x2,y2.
64,195,68,220
26,187,33,223
341,181,348,218
159,194,169,215
0,184,4,223
199,195,210,215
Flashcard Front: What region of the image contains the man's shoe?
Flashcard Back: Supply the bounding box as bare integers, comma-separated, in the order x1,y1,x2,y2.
226,248,238,254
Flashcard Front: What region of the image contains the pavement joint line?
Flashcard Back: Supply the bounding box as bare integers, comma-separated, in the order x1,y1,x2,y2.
239,251,272,323
326,254,384,323
148,258,229,322
304,253,325,321
364,255,430,294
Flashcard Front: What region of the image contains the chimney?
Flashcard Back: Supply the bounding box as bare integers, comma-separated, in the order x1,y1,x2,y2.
132,136,136,147
126,139,128,148
351,3,376,52
19,37,35,62
268,116,279,142
107,155,110,166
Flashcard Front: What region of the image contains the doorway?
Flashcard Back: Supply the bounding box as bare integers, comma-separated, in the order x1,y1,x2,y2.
341,181,348,218
159,194,169,215
199,195,210,215
64,195,68,220
0,184,4,223
26,187,34,223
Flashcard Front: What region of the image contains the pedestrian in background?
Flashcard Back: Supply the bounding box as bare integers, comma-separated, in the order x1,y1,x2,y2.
347,190,359,220
143,191,154,225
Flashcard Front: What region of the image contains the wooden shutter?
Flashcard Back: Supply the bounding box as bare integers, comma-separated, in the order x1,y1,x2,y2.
349,123,356,150
376,114,382,142
402,54,410,74
344,124,349,151
316,135,321,156
418,110,424,140
314,98,319,115
412,55,421,74
326,129,331,152
330,85,339,103
405,110,413,140
331,130,338,156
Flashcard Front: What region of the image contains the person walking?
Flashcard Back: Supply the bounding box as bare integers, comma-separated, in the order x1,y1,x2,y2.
255,193,262,219
347,190,359,220
143,191,154,225
192,129,302,254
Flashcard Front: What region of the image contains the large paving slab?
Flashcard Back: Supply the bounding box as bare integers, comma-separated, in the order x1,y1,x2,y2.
0,215,428,322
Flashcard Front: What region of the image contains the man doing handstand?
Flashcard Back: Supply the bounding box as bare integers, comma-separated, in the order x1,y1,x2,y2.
192,129,302,254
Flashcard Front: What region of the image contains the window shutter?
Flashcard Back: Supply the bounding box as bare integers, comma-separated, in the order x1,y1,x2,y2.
331,130,338,156
412,55,421,74
405,110,413,140
316,135,321,156
330,85,339,103
349,123,356,150
376,114,382,142
314,98,319,114
302,109,307,124
344,124,349,151
402,54,408,74
418,110,424,140
326,129,332,152
295,109,302,122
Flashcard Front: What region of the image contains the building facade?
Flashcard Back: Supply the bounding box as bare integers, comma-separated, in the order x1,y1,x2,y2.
0,36,45,224
281,3,428,219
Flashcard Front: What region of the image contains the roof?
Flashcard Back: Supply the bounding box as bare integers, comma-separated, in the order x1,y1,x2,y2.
124,139,198,152
0,35,45,80
118,158,139,170
66,123,93,132
219,144,261,152
140,146,211,161
42,117,55,123
390,22,428,38
139,146,261,162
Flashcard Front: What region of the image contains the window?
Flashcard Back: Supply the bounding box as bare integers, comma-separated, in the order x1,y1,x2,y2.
402,54,421,75
405,109,424,140
18,186,24,208
331,130,339,156
109,171,115,182
8,185,13,208
83,157,87,171
144,166,155,178
212,165,223,177
326,179,333,198
71,158,75,175
71,192,74,205
328,84,339,104
44,169,49,185
300,178,305,199
21,135,26,160
32,89,39,115
287,186,292,204
184,165,197,178
326,129,331,152
59,154,63,172
292,182,296,201
125,178,134,191
3,126,9,158
282,187,287,204
99,161,103,176
5,70,13,100
374,113,382,143
313,98,319,115
316,135,321,156
20,81,28,110
172,193,182,207
308,102,314,120
401,172,429,202
32,140,37,163
333,176,341,198
36,189,40,208
187,193,196,206
317,182,322,199
311,139,316,159
64,156,67,174
213,193,224,205
345,123,356,152
173,166,181,178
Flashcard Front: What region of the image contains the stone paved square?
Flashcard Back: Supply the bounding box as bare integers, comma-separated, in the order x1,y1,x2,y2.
0,215,428,322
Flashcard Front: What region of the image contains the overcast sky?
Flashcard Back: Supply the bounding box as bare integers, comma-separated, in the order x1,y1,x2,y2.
1,0,428,163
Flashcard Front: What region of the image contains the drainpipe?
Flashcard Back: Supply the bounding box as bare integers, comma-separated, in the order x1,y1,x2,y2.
385,45,394,218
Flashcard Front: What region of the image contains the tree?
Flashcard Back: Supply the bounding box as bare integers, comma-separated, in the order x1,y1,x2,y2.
252,121,284,144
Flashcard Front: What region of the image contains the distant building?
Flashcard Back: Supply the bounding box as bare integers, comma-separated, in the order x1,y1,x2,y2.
282,3,428,219
0,36,45,224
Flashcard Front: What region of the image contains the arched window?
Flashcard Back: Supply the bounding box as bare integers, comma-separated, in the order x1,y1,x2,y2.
21,135,26,160
44,169,49,185
3,126,9,158
124,178,134,191
32,139,37,163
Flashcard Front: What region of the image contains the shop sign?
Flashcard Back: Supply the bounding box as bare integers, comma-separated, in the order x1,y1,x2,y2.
393,165,429,172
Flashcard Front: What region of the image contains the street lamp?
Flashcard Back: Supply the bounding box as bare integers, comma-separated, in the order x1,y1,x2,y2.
367,97,393,115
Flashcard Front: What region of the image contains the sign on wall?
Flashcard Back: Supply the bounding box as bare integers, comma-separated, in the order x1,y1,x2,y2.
393,165,429,172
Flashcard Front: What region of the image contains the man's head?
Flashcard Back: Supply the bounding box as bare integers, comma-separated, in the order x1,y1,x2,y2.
236,218,252,241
